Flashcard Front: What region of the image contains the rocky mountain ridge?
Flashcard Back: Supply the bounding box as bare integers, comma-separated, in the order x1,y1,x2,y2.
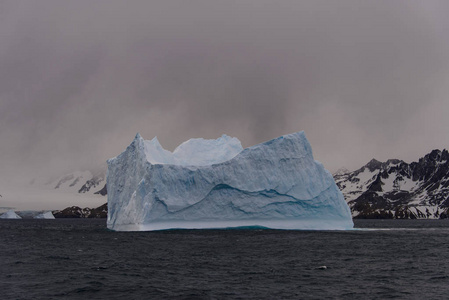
51,166,107,195
334,149,449,219
52,203,107,218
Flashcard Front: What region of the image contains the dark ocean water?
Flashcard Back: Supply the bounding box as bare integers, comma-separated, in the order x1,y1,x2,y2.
1,219,449,299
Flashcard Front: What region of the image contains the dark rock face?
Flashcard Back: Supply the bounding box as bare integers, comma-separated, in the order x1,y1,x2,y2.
334,149,449,219
88,203,108,218
53,203,107,218
78,169,106,194
94,184,107,196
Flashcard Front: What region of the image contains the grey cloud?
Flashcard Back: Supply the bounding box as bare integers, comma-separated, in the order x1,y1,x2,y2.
1,0,449,184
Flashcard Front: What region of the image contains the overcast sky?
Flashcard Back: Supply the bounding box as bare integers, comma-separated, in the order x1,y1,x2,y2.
1,0,449,183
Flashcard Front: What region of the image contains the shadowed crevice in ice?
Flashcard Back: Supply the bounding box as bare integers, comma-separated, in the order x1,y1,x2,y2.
153,183,339,221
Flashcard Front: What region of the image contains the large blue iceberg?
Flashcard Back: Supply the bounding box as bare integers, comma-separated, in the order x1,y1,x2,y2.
107,132,353,231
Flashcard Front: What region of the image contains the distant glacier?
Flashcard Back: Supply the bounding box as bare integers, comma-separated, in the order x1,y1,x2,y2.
107,131,353,231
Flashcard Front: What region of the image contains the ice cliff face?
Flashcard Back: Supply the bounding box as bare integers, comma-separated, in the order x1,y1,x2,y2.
107,132,353,231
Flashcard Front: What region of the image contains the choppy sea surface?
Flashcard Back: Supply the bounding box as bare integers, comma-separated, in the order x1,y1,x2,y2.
1,219,449,299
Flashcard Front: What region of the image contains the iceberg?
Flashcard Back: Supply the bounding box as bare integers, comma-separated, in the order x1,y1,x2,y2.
107,131,353,231
34,211,55,219
0,210,22,219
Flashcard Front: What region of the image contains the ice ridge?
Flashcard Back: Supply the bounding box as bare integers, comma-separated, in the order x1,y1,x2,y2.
107,131,353,231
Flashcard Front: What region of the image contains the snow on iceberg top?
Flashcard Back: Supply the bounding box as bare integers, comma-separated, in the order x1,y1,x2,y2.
138,133,243,166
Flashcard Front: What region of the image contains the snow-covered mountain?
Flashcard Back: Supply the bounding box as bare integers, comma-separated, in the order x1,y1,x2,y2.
47,164,107,196
53,203,107,218
0,164,108,212
334,149,449,219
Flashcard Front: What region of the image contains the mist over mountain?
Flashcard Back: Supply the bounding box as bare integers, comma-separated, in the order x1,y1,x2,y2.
0,163,107,212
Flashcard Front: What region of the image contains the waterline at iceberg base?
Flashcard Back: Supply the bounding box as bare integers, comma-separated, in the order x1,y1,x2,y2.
107,131,353,231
